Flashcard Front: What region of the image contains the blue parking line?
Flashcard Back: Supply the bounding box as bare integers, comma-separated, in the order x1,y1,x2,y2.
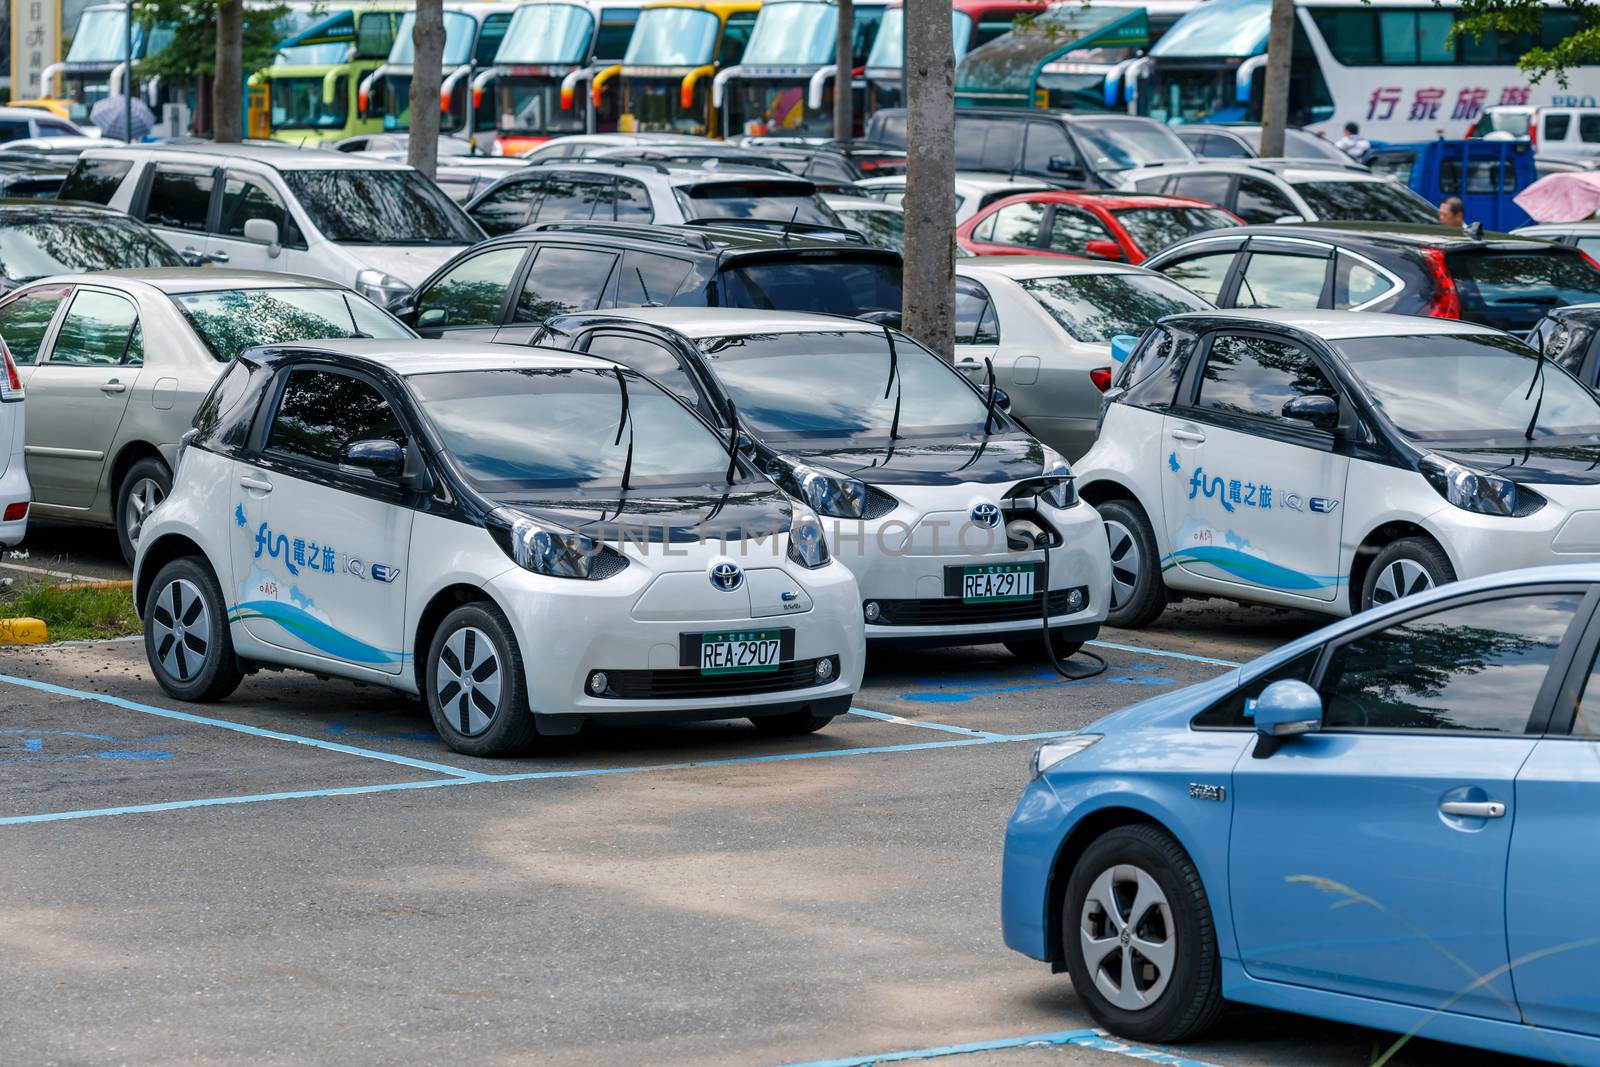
1088,639,1241,669
0,672,488,781
773,1028,1225,1067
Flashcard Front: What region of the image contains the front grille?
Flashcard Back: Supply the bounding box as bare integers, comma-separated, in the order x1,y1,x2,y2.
591,656,836,699
862,485,899,519
871,587,1088,627
588,549,630,579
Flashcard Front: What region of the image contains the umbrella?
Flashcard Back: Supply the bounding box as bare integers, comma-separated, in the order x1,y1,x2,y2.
90,95,156,143
1514,171,1600,223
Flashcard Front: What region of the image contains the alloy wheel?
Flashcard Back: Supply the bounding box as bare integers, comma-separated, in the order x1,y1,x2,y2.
1104,519,1140,611
150,578,210,683
436,627,503,737
125,476,166,549
1372,559,1434,605
1080,863,1177,1011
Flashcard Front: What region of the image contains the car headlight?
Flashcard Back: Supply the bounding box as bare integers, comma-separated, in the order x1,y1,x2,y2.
787,462,869,519
787,507,831,569
355,268,412,306
1040,447,1078,509
1419,454,1544,517
1543,319,1573,361
1030,734,1101,778
489,507,601,579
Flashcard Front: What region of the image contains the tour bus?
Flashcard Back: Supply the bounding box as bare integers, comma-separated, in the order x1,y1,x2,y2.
486,0,642,156
710,0,888,138
1121,0,1600,143
247,5,407,145
864,0,1045,112
360,3,516,148
950,3,1151,113
613,1,761,136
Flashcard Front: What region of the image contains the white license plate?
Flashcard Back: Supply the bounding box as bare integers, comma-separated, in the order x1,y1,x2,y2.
699,630,782,675
962,564,1036,603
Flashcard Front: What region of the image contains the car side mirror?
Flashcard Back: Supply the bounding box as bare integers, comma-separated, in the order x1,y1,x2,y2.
1084,239,1123,261
1282,394,1339,431
1110,334,1138,363
1274,214,1305,224
341,438,406,480
1048,154,1084,178
242,218,281,257
416,307,447,329
987,385,1011,412
736,431,756,455
1247,679,1323,758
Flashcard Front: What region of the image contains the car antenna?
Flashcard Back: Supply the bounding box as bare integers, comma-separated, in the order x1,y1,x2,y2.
635,266,655,306
983,355,999,435
782,203,799,247
723,394,740,486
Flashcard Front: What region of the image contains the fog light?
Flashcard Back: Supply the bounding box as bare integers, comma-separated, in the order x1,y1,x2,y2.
1067,589,1084,611
863,601,881,622
588,672,608,695
816,658,834,682
1,502,24,522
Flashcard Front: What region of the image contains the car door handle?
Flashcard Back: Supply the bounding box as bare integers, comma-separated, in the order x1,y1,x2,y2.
208,251,229,264
239,476,273,493
100,379,126,394
1169,428,1206,443
1440,801,1506,818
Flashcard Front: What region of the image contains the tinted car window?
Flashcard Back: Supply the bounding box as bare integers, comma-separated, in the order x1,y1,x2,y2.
1197,333,1334,422
418,245,528,327
280,169,482,244
954,118,1022,171
0,285,67,365
1112,207,1240,257
1170,173,1232,206
516,246,618,323
1159,250,1235,303
1320,594,1581,733
1047,207,1113,255
1546,114,1573,140
0,213,181,283
718,256,901,317
218,172,301,246
1293,180,1436,224
614,178,652,220
1449,252,1600,314
267,369,407,467
1235,252,1328,308
1333,251,1394,308
1020,272,1210,343
49,289,140,366
472,177,542,236
979,201,1044,246
1022,123,1074,175
617,251,693,307
174,288,412,363
1192,649,1319,728
1234,177,1297,224
0,120,30,142
584,332,699,403
529,175,602,223
59,158,132,205
680,180,836,225
144,165,215,232
955,279,999,345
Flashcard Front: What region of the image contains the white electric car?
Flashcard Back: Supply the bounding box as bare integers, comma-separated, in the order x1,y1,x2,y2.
0,338,28,550
533,309,1113,659
1078,308,1600,626
133,340,864,756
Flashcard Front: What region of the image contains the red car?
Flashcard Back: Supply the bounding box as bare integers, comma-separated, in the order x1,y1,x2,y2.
956,191,1243,264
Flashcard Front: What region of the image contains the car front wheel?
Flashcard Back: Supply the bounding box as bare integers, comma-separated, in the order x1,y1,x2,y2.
1062,824,1223,1044
425,602,539,757
1098,500,1166,629
1360,537,1455,613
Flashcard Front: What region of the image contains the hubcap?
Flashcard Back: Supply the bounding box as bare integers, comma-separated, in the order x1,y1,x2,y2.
1080,864,1176,1012
1104,519,1141,611
1372,558,1434,605
150,578,210,683
436,627,502,737
125,477,166,548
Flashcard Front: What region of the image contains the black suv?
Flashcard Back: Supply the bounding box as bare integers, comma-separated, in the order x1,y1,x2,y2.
1141,222,1600,336
864,107,1193,188
391,220,903,338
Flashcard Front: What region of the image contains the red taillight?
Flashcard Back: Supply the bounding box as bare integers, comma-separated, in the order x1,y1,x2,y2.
1581,249,1600,273
1090,366,1114,392
2,502,25,523
358,89,370,114
0,338,22,401
472,86,484,110
1419,248,1461,320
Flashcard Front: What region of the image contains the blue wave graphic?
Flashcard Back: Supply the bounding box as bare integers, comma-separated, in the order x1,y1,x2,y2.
1162,546,1344,592
229,599,409,665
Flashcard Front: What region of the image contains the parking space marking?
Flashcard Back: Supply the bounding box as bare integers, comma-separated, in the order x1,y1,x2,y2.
1088,640,1242,669
0,671,488,781
0,777,472,826
774,1028,1225,1067
847,707,1006,740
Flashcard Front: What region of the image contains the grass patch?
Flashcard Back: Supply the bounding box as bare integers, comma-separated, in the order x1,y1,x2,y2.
0,580,140,642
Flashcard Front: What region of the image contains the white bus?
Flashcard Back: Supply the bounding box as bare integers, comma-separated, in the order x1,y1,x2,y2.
1126,0,1600,143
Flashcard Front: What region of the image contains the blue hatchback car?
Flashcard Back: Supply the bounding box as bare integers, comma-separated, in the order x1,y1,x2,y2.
1003,565,1600,1064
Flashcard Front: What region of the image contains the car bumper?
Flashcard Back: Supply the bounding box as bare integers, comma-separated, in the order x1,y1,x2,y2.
1001,775,1069,962
0,450,28,548
1432,489,1600,577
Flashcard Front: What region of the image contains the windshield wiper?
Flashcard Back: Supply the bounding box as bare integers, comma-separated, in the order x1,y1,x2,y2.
1524,347,1547,442
983,356,999,436
882,326,903,441
613,366,635,491
723,395,741,486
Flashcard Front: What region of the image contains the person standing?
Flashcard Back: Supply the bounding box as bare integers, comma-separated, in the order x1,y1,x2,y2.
1439,196,1466,228
1335,121,1370,159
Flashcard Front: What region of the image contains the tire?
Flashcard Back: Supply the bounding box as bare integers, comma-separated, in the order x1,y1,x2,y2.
750,701,840,736
424,602,539,757
1004,634,1083,662
1062,824,1224,1044
143,556,243,703
116,457,172,566
1360,537,1456,613
1099,500,1166,629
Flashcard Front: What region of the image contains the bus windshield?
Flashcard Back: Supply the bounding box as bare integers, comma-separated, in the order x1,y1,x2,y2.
742,2,837,65
625,7,720,65
497,3,595,65
65,7,144,63
391,11,477,66
868,8,973,68
1150,0,1268,58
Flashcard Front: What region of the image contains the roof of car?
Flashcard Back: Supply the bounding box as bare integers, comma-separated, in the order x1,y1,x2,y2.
957,256,1143,280
493,219,890,256
987,190,1227,211
561,307,881,339
1160,307,1504,339
49,268,359,293
1227,221,1557,250
1516,222,1600,236
254,338,614,376
0,198,121,215
1126,160,1375,182
79,142,412,171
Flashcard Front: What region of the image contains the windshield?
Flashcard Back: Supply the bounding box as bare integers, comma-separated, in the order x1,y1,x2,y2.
0,215,179,282
681,180,839,224
497,79,588,135
1072,120,1193,173
413,367,732,490
697,330,989,440
624,7,719,65
720,255,901,317
868,8,971,68
174,288,413,363
65,7,142,62
1019,272,1211,343
392,11,477,66
1112,206,1240,255
270,76,349,130
1292,179,1436,223
834,206,904,251
743,2,837,65
1151,0,1269,57
281,169,481,244
497,3,595,64
1336,333,1600,444
1473,111,1532,138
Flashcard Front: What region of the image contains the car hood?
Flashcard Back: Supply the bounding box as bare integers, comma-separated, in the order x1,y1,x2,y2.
782,432,1049,487
497,485,792,544
358,245,470,285
1435,440,1600,485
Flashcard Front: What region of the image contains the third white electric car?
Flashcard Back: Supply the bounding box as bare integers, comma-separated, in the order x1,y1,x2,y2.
133,339,864,756
1077,308,1600,626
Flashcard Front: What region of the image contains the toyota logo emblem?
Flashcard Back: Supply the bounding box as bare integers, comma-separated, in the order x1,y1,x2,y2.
709,559,744,592
970,502,1002,529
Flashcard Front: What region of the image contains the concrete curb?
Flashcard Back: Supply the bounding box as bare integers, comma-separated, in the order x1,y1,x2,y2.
0,616,48,644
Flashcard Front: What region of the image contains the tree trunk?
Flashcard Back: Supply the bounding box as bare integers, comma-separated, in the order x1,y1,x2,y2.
833,0,853,141
407,0,446,179
1257,0,1295,157
901,0,956,361
213,0,243,143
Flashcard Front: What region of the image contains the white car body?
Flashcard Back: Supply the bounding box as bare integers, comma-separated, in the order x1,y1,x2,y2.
855,171,1057,223
0,340,27,548
134,340,863,743
518,132,715,161
1121,160,1435,225
1514,222,1600,258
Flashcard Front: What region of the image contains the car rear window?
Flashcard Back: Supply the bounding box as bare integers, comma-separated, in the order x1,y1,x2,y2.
718,255,901,318
680,180,837,225
59,157,131,204
1449,250,1600,314
1292,179,1436,224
